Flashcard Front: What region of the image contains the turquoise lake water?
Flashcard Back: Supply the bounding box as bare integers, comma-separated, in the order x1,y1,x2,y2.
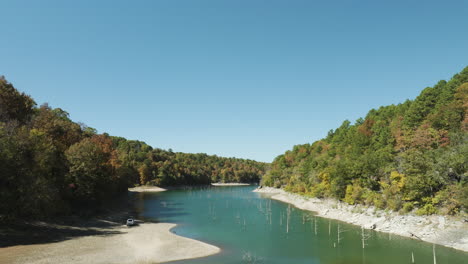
133,186,467,264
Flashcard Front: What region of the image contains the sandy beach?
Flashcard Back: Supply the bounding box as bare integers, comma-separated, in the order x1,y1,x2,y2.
211,183,251,186
128,186,168,192
0,222,220,264
129,183,252,191
254,186,468,252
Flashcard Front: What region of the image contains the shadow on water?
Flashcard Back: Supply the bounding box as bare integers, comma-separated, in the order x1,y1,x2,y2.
152,208,190,220
133,192,191,223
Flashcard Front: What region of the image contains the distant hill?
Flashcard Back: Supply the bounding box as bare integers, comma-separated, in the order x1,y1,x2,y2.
261,67,468,215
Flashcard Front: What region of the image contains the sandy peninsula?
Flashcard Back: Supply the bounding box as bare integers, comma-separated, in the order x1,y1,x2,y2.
211,183,251,186
128,186,167,192
254,186,468,252
0,222,220,264
129,183,251,192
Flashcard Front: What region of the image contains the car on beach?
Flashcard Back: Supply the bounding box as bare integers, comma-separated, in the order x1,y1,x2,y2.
126,218,135,226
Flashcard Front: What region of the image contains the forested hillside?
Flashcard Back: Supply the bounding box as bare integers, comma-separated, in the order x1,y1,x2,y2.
262,67,468,215
0,77,267,218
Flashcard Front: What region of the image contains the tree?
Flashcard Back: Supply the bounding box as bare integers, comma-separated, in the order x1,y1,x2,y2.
262,66,468,215
33,104,83,151
65,138,113,205
138,164,151,185
0,76,36,123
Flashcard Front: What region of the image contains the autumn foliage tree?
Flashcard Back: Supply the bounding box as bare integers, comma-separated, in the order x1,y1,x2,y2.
263,67,468,215
0,77,267,218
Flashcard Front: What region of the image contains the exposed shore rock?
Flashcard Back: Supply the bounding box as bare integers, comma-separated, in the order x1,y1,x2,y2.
254,186,468,252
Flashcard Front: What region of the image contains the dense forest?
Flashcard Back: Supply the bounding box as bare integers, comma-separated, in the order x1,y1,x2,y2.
262,67,468,215
0,77,267,218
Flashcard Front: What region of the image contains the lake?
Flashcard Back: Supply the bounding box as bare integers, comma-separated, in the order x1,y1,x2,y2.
133,186,467,264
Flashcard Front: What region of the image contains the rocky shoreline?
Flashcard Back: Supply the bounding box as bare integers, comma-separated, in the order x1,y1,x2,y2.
254,186,468,252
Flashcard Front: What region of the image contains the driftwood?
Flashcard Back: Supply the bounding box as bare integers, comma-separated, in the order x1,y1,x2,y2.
408,232,422,240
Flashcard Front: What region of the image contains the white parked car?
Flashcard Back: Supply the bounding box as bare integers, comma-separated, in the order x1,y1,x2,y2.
126,218,135,226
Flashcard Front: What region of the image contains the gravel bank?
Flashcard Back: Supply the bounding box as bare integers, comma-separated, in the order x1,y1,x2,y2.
254,186,468,252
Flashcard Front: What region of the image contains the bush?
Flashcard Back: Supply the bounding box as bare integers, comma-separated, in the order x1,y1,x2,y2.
374,196,386,209
273,179,282,188
362,191,385,209
387,196,403,211
310,182,328,198
292,183,307,194
416,203,437,215
344,182,364,205
434,185,467,215
402,202,414,213
363,191,375,205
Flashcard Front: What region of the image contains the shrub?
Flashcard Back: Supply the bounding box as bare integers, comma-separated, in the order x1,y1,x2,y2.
374,196,386,209
310,182,328,198
432,184,468,215
344,182,364,205
402,202,414,213
387,196,403,211
416,203,437,215
273,179,282,188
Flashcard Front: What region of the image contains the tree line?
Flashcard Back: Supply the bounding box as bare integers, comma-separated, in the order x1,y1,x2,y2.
262,67,468,215
0,77,267,218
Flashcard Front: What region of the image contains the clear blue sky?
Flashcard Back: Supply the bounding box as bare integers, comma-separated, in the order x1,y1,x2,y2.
1,0,467,162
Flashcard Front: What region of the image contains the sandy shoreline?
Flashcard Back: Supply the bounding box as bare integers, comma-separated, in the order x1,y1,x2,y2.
129,183,252,192
254,186,468,252
0,222,220,264
211,183,251,186
128,186,167,192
